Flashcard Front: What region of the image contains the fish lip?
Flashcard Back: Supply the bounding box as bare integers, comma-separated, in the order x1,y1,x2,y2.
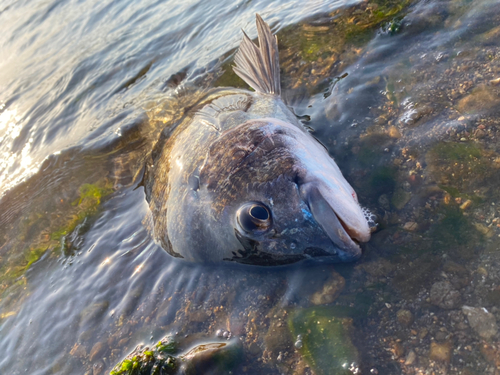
300,182,365,262
336,212,363,249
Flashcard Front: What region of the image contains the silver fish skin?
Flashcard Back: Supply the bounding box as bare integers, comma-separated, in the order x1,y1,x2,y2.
144,14,370,265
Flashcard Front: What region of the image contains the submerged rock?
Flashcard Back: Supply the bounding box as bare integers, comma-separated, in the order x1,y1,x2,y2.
396,309,414,327
429,341,453,364
462,306,498,340
430,281,461,310
457,85,500,114
110,335,242,375
310,272,346,306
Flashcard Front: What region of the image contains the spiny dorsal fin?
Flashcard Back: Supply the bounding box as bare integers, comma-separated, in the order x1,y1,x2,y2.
233,14,281,96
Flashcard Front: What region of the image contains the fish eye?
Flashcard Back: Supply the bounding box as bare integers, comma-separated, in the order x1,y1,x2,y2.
237,202,272,233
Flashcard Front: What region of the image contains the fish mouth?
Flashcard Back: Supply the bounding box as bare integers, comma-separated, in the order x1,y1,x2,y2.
300,182,370,262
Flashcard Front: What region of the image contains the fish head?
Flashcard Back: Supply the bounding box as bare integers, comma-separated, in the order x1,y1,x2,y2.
197,118,371,265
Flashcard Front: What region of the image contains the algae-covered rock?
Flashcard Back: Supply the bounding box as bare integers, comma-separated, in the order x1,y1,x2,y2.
110,335,242,375
110,336,178,375
289,307,360,375
0,178,114,305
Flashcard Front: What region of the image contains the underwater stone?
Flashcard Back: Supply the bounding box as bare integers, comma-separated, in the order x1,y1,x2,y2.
396,309,414,327
462,306,498,340
457,85,500,114
392,189,412,210
429,341,452,363
430,281,461,310
310,272,346,306
110,335,242,375
180,339,243,375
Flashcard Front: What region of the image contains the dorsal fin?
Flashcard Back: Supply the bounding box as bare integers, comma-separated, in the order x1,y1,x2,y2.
233,14,281,96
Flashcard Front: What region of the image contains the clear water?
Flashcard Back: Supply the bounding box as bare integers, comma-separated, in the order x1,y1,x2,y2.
1,0,500,374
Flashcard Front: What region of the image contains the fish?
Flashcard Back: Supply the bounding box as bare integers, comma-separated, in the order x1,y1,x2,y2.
144,14,371,265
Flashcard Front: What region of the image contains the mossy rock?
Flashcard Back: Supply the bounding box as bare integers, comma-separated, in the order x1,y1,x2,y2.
0,179,113,304
110,336,243,375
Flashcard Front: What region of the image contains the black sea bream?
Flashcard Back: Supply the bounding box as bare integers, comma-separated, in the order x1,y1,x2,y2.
145,15,371,265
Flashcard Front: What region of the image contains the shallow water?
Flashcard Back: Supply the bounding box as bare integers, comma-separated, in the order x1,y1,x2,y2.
1,0,500,374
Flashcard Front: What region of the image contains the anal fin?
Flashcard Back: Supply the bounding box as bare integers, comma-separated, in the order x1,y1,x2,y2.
233,14,281,96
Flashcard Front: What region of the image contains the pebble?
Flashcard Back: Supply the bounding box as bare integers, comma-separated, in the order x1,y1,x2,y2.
310,272,345,305
457,84,500,113
397,309,414,327
405,349,417,365
388,126,402,139
392,341,405,358
429,341,452,363
403,221,418,231
460,199,473,210
430,281,462,310
248,342,261,356
92,360,104,375
89,342,105,362
462,306,498,340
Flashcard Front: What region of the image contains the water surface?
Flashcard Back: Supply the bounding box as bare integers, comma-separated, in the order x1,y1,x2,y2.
1,0,500,374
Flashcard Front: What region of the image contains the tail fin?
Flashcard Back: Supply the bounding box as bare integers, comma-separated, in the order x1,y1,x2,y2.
233,14,281,96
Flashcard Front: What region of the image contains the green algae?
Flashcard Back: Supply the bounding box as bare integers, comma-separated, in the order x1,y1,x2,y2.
289,307,360,375
426,141,496,197
430,142,482,161
110,337,177,375
0,180,113,300
369,166,398,197
156,338,177,354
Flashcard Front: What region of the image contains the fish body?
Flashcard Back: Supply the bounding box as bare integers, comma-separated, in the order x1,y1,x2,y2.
145,15,371,265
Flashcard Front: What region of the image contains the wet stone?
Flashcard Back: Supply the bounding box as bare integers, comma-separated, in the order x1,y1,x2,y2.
388,126,402,139
435,330,448,342
70,343,87,358
397,309,414,327
429,341,453,364
457,85,500,114
430,281,462,310
89,341,105,362
392,341,405,358
405,349,417,365
181,340,243,375
92,360,104,375
248,342,261,356
392,189,412,210
402,221,418,232
310,272,346,305
360,259,395,278
80,301,110,325
462,306,498,340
